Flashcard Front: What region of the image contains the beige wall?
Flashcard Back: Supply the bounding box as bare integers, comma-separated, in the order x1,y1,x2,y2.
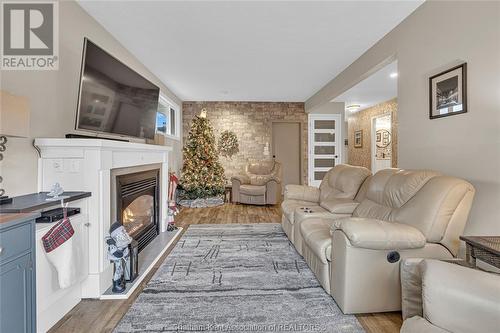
306,1,500,236
0,1,183,197
348,99,398,170
182,102,307,184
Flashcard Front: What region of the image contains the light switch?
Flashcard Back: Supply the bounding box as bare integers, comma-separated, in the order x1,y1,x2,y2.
52,159,63,173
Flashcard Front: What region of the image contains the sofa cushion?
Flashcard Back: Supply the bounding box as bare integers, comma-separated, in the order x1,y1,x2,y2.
333,217,426,250
249,175,273,186
319,164,371,202
300,219,334,263
247,160,275,175
281,200,318,225
320,198,360,214
239,184,266,196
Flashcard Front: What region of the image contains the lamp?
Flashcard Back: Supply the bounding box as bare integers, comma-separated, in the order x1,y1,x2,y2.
0,90,30,204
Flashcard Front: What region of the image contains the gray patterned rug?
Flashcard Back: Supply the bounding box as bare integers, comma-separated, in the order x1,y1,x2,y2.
115,224,364,332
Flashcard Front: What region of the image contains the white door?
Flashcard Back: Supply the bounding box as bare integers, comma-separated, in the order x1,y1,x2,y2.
371,114,392,173
308,114,342,187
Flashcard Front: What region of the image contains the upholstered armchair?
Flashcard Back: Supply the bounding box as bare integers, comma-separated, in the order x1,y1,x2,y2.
231,160,282,205
400,259,500,333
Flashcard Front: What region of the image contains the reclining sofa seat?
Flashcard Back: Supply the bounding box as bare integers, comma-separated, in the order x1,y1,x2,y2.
281,164,371,255
326,169,475,314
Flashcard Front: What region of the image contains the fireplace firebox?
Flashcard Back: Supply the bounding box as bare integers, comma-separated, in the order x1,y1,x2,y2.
116,169,159,252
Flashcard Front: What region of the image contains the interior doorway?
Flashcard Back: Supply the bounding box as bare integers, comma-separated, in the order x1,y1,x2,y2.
307,114,342,187
371,113,392,173
272,122,302,189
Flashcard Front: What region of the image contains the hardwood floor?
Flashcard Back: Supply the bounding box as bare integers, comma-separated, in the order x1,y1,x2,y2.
49,203,401,333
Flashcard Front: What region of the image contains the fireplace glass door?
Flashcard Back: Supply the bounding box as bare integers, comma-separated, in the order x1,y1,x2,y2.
116,169,159,252
122,194,154,238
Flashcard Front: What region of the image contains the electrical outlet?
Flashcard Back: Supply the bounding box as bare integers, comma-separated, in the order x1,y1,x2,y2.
63,159,81,173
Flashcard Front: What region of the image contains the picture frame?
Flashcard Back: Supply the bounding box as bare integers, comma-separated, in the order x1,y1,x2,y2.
429,63,467,119
354,130,363,148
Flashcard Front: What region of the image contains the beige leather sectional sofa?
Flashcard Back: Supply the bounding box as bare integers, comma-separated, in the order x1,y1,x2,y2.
282,164,476,314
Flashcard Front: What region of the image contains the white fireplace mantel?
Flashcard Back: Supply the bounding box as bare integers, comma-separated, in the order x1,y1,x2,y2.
35,138,172,298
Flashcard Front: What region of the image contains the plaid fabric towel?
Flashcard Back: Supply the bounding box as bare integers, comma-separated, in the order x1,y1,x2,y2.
42,217,75,253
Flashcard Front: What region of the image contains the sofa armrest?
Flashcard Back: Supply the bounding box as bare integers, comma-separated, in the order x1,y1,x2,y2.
400,258,425,320
401,316,449,333
231,175,250,185
284,184,320,203
332,218,426,250
320,198,359,214
419,260,500,333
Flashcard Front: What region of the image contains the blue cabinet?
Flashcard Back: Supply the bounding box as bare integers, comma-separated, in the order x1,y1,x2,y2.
0,214,37,333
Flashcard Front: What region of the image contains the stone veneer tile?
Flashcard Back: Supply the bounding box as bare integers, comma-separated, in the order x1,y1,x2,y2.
182,102,308,184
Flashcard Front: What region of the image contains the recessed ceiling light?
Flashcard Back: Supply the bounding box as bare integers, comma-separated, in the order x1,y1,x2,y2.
390,72,398,78
346,104,361,112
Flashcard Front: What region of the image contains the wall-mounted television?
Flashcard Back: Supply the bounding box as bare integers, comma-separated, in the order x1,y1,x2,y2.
75,38,160,140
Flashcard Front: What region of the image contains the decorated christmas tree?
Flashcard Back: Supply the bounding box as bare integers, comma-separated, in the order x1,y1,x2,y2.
180,114,226,199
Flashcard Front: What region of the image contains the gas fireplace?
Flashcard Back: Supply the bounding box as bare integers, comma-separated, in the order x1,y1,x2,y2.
116,169,159,252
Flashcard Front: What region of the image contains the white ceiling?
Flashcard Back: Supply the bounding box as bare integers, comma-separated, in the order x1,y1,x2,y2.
333,61,398,112
77,1,422,102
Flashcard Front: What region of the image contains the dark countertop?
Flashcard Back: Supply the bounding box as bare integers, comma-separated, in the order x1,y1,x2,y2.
0,192,92,213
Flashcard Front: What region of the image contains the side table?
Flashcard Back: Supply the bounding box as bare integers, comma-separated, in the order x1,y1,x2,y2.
459,236,500,269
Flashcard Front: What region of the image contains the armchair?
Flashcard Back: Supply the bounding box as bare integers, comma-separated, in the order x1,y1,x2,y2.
231,160,282,205
400,259,500,333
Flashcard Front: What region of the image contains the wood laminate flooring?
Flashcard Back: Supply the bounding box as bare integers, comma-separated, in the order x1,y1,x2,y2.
49,203,402,333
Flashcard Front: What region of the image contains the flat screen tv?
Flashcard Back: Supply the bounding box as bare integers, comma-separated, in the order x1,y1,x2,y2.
75,38,160,140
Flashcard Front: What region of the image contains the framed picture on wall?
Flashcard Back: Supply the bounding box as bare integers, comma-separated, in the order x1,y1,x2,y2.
354,130,363,148
429,63,467,119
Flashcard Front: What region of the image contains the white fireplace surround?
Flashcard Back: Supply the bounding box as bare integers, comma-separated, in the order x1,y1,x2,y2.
35,138,172,298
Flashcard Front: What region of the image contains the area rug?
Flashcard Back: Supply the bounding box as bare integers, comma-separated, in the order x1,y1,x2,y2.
114,224,364,332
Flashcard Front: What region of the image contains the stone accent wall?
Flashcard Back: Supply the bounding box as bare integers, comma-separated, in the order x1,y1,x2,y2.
182,102,307,184
347,98,398,169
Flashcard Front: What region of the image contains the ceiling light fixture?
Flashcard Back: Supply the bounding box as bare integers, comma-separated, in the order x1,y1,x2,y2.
390,72,398,78
346,104,361,112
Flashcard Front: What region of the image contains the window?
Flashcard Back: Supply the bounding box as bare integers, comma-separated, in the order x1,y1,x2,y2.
157,94,180,139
